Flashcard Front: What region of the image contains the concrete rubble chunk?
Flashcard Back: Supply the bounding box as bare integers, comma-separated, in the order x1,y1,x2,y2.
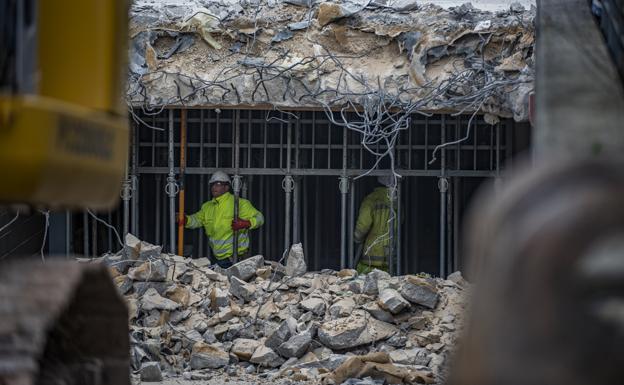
318,310,398,350
285,243,307,277
190,342,230,369
210,287,229,310
229,276,256,302
232,338,261,360
329,297,356,318
389,348,431,366
123,233,141,259
226,255,264,281
277,331,312,358
141,288,180,311
139,361,162,382
265,318,297,350
378,288,410,314
400,276,439,309
139,241,162,260
166,285,191,306
128,259,168,282
363,273,379,295
300,297,325,316
250,345,285,367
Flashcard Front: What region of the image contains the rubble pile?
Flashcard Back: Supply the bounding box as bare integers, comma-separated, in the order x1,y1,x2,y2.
94,234,469,384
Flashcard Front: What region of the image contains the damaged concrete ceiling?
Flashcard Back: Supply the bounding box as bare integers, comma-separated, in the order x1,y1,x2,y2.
128,0,535,121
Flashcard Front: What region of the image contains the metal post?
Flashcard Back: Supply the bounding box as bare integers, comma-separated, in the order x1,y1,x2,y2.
121,161,131,239
92,213,97,257
233,110,241,263
177,109,187,257
339,176,348,270
453,177,460,273
397,178,402,276
303,176,309,264
438,177,448,278
166,109,178,254
131,123,139,236
348,179,355,268
283,175,294,252
293,177,300,244
155,174,161,245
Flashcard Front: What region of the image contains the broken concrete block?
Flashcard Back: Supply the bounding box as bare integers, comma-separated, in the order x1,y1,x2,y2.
389,348,431,366
133,282,172,297
229,276,255,302
231,338,261,360
227,255,264,281
139,241,162,260
210,287,229,310
329,297,356,318
191,257,211,268
190,342,230,369
277,331,312,358
166,285,191,306
141,288,180,311
123,233,141,259
128,259,168,282
139,361,162,382
265,318,297,350
114,275,133,295
250,345,285,367
300,297,325,316
363,273,379,295
337,269,357,279
378,288,410,314
318,311,397,350
286,243,307,277
400,276,439,309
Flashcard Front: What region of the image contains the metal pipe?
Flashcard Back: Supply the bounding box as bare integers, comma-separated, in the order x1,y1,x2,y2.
303,176,309,264
167,109,178,253
293,177,300,243
233,110,241,263
122,160,131,239
339,176,348,270
314,177,320,270
439,177,448,278
284,118,293,251
131,123,139,236
155,175,161,245
453,177,460,273
92,212,97,257
348,179,355,268
177,109,187,256
397,178,402,276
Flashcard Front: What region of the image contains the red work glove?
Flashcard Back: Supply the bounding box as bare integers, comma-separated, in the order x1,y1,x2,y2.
231,218,251,231
177,215,187,227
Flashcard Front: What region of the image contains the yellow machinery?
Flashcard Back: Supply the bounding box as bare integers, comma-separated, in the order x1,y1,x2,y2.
0,2,132,384
0,0,129,209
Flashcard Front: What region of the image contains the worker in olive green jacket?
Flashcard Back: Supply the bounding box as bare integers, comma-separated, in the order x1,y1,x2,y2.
354,175,398,274
179,171,264,268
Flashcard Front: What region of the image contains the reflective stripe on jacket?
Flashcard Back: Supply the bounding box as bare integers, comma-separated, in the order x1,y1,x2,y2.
354,187,396,262
185,192,264,260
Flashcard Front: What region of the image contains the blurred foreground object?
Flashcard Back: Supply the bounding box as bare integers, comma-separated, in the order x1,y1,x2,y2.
0,0,129,209
449,158,624,385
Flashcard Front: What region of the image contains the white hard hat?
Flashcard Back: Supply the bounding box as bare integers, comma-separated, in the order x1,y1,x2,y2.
377,174,394,187
209,171,231,185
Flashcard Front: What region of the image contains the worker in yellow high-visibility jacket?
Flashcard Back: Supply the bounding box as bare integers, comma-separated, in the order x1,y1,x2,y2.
354,175,398,274
179,171,264,268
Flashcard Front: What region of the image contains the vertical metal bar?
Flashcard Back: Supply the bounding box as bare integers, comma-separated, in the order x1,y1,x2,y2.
263,118,268,168
327,122,331,169
155,175,161,245
151,115,156,167
83,211,89,257
349,179,355,268
496,123,501,176
177,109,187,256
131,122,139,236
456,121,461,170
259,176,264,255
233,110,241,263
453,177,460,273
340,125,348,270
408,118,413,169
489,123,494,171
293,177,300,243
248,111,252,168
303,176,309,264
167,109,177,253
314,177,320,270
439,117,447,278
216,110,221,167
397,178,402,276
279,118,284,168
284,117,293,251
199,110,204,257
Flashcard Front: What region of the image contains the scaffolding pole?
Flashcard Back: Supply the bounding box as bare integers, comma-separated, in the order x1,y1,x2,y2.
166,110,178,254
177,109,187,256
397,178,402,276
340,125,348,270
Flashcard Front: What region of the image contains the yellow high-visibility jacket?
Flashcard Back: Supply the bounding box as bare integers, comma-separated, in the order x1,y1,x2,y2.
354,187,397,271
185,192,264,260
